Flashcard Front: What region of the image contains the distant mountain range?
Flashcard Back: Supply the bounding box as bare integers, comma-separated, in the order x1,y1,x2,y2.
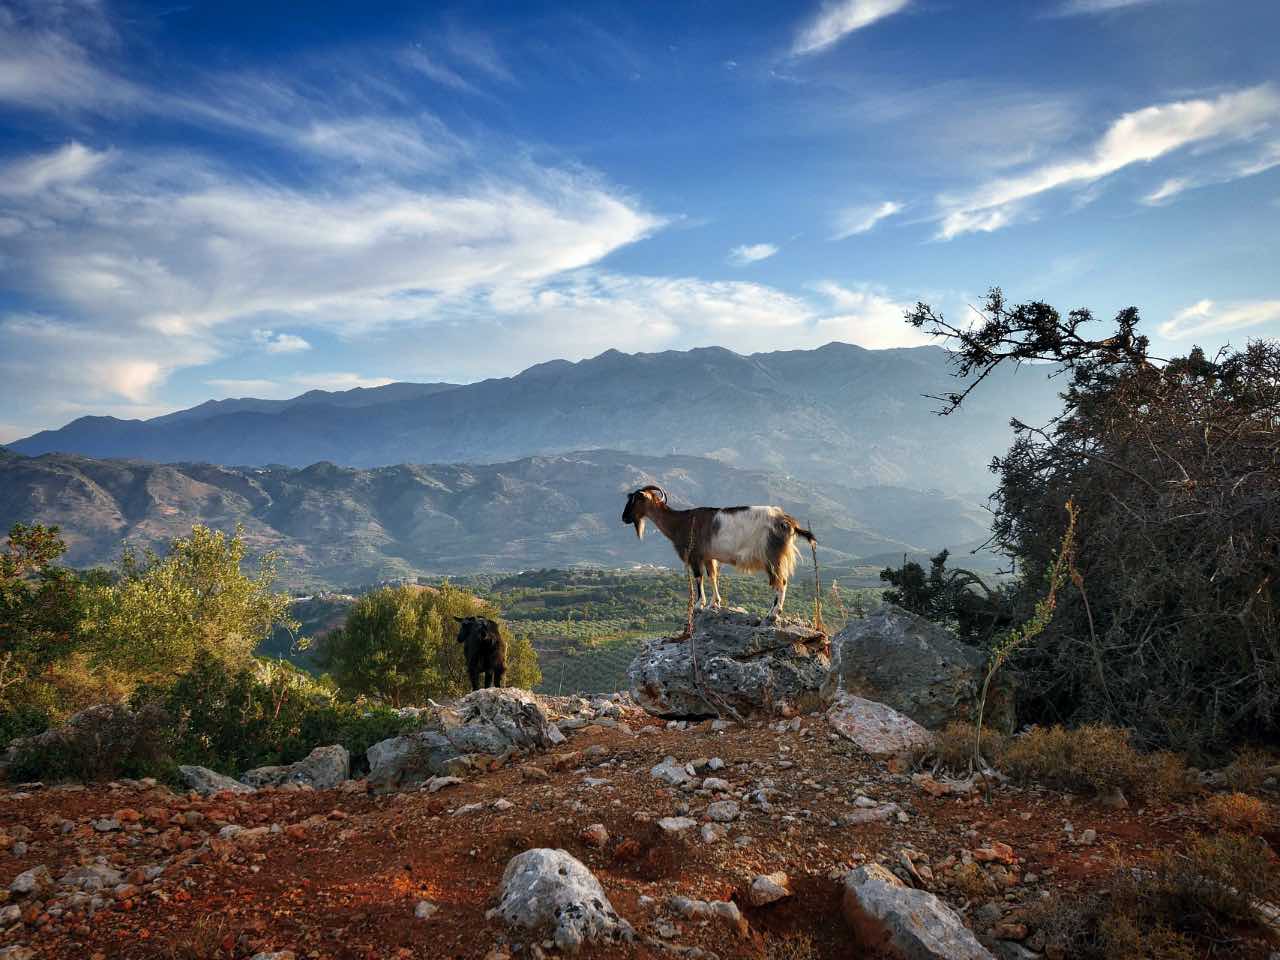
0,448,993,589
9,342,1061,495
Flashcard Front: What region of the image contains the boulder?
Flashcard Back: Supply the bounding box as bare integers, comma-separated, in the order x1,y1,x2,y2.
629,607,829,719
1,702,169,781
843,863,994,960
241,745,350,791
827,693,934,759
367,688,561,791
823,604,1014,732
178,765,256,797
489,848,634,954
367,730,468,792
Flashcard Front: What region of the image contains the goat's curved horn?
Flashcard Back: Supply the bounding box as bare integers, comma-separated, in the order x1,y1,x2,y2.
638,484,667,502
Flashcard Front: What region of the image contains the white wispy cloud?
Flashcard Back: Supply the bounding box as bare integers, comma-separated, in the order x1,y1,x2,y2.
0,0,138,111
252,330,312,354
937,85,1280,239
832,201,902,239
793,0,910,56
728,243,779,265
1160,299,1280,339
1056,0,1162,14
0,141,109,196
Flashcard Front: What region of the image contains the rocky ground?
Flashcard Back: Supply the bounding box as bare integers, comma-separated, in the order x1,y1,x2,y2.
2,701,1273,960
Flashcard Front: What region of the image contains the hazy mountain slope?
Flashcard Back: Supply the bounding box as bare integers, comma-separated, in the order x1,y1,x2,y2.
0,450,991,588
147,381,459,425
11,343,1061,493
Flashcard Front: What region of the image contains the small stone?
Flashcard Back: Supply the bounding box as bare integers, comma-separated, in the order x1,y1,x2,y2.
748,872,791,906
580,824,609,848
1078,828,1097,846
657,817,698,834
706,800,740,823
1099,788,1128,810
9,866,52,897
414,900,438,920
700,823,727,844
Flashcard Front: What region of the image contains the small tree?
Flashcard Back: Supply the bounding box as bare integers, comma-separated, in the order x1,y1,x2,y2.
320,583,540,705
0,524,84,700
907,289,1280,754
82,525,296,685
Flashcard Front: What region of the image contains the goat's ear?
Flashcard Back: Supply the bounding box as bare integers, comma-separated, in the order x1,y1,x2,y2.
452,616,466,624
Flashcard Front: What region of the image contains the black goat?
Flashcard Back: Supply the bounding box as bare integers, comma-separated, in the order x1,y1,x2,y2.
453,616,507,691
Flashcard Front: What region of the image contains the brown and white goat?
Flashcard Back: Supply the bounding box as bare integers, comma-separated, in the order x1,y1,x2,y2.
621,485,816,620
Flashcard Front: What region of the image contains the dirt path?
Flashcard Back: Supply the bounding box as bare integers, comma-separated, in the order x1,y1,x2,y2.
0,717,1267,960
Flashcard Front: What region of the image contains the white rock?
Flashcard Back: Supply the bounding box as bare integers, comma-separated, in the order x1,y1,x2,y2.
842,863,994,960
178,765,256,797
415,900,438,920
425,776,463,793
748,872,791,906
706,800,740,823
657,816,698,834
490,848,634,954
650,757,694,786
826,693,934,759
10,866,52,897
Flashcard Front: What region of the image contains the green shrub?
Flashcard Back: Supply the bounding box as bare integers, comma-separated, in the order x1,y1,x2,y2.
320,583,540,705
81,524,296,685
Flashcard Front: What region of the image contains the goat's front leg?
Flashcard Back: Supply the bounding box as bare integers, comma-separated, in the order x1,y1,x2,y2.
492,665,505,688
467,664,482,691
767,580,787,622
709,560,723,608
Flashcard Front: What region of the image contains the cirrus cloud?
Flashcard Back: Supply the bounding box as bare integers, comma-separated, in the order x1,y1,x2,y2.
1160,298,1280,339
936,84,1280,239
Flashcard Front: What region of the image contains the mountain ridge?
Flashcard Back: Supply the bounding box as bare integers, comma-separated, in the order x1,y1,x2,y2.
10,342,1061,494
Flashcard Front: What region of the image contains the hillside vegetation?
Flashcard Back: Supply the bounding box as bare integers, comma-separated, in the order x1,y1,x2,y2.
0,449,991,588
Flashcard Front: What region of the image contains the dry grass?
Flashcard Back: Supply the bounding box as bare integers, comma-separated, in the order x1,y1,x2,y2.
764,932,819,960
1222,747,1275,794
913,720,1006,774
1204,792,1273,835
1026,832,1280,960
998,724,1192,802
164,913,232,960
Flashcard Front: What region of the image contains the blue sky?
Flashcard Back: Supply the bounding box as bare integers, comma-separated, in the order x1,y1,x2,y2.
1,0,1277,441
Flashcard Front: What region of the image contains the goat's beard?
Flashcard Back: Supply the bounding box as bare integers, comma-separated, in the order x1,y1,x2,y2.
634,518,646,540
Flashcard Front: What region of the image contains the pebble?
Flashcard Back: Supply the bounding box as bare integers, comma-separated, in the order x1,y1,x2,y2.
414,900,438,920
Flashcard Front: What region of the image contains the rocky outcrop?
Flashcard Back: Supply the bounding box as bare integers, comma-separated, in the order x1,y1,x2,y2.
1,703,169,780
822,604,1015,732
489,848,634,954
827,693,934,759
628,607,829,719
367,688,563,792
241,745,350,791
843,863,994,960
178,765,256,797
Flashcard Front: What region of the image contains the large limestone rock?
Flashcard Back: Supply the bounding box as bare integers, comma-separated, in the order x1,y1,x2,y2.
241,745,350,790
823,604,1015,732
843,863,994,960
178,765,256,796
367,688,562,791
1,703,169,780
827,693,935,758
490,848,634,954
628,607,829,719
